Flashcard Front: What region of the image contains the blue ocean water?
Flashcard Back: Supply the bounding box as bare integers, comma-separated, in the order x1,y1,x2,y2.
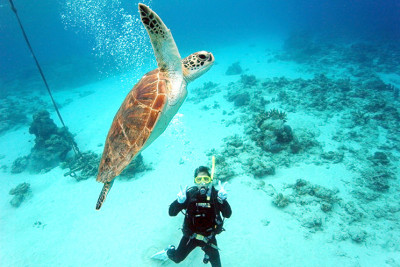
1,0,399,89
1,0,400,266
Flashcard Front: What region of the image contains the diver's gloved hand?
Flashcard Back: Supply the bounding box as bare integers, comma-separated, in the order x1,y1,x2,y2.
177,185,188,204
217,181,228,203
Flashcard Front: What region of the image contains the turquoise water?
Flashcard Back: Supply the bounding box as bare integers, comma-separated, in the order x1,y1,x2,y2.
1,1,400,266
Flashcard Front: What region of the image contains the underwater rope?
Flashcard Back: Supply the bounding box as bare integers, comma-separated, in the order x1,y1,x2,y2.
8,0,81,158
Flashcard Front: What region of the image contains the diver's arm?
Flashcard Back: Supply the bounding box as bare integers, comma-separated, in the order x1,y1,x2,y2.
219,199,232,218
214,185,232,218
169,200,186,216
169,186,196,216
169,185,190,216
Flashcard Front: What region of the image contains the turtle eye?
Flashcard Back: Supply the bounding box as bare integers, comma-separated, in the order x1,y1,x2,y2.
198,54,206,60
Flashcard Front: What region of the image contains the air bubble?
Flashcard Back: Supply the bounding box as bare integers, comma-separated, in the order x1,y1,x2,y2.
61,0,154,78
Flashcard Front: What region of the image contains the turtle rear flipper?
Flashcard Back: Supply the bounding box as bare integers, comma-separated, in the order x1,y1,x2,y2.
96,180,114,210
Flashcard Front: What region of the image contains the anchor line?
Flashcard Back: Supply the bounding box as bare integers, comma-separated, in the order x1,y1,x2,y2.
8,0,81,158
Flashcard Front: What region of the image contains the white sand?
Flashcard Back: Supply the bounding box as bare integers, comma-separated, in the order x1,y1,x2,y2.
1,38,398,267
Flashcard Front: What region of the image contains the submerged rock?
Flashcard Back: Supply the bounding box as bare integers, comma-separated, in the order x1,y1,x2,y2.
343,201,364,222
29,110,58,140
275,125,293,143
11,156,29,174
11,110,77,174
368,152,390,166
320,203,332,212
9,182,30,195
187,81,220,104
361,167,394,192
227,92,250,107
273,193,289,208
320,151,344,163
348,227,367,243
301,215,323,229
247,157,275,178
265,142,283,154
225,62,243,75
9,182,31,208
240,74,257,88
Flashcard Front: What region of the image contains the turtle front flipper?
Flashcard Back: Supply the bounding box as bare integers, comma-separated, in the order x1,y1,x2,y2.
96,180,114,210
138,4,182,74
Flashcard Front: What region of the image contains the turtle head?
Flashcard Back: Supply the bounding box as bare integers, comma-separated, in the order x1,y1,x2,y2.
182,51,214,82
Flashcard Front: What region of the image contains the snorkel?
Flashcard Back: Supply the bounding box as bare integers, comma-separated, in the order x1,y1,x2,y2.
210,155,215,181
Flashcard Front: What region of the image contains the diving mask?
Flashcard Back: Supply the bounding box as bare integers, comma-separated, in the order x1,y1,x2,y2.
194,176,212,184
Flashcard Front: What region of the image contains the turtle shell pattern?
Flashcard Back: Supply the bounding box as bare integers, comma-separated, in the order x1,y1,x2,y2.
97,69,168,183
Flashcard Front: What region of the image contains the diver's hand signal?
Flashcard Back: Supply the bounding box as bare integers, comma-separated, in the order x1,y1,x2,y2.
177,185,188,204
217,180,228,203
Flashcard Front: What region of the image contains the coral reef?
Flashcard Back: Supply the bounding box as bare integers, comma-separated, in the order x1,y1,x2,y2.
320,151,344,164
246,156,275,178
29,110,59,138
247,109,319,159
341,201,364,223
269,179,342,232
277,33,400,75
264,74,356,115
391,84,399,100
368,152,390,166
208,134,278,180
199,40,400,249
187,81,220,104
240,74,257,88
218,76,325,178
351,110,370,126
9,182,31,208
348,227,367,243
28,110,76,172
265,108,287,122
301,215,323,230
272,193,289,208
265,179,361,236
225,62,243,75
360,167,395,192
267,175,399,246
11,110,77,173
11,156,29,174
291,179,340,204
227,92,250,107
0,94,49,134
219,68,398,218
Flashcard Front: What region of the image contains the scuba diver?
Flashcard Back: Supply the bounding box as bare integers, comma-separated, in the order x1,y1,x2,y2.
152,158,232,267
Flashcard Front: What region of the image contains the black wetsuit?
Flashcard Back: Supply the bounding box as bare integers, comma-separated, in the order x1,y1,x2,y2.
167,186,232,267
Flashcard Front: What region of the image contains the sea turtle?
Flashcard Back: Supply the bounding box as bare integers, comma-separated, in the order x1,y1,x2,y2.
95,3,214,210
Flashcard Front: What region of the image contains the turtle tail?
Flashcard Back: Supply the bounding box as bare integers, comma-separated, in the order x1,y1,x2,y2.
96,180,114,210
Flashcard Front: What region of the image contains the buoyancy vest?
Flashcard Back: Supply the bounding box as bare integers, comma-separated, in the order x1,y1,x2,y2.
184,186,224,236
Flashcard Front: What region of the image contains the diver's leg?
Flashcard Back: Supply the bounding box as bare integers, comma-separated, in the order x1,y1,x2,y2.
202,237,221,267
168,236,198,263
